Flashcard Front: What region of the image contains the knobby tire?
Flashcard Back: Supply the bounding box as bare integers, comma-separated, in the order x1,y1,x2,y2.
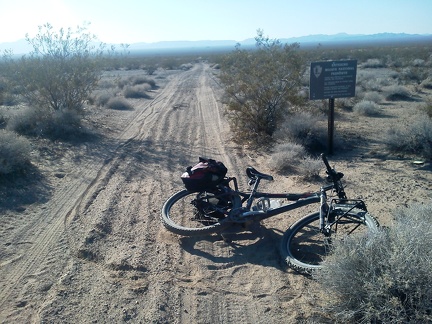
161,189,240,236
280,208,379,274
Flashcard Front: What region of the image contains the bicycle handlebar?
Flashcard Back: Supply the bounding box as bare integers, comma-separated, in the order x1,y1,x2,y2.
320,153,346,199
320,153,332,173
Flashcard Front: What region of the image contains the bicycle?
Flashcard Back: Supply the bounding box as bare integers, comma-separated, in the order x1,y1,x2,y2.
161,154,379,273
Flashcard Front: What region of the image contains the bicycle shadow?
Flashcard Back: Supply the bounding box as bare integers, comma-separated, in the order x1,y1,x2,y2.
179,222,287,270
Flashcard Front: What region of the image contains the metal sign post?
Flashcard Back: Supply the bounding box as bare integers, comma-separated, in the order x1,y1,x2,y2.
328,98,335,154
309,60,357,155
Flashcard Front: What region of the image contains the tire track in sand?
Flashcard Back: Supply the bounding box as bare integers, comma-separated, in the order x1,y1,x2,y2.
0,69,190,322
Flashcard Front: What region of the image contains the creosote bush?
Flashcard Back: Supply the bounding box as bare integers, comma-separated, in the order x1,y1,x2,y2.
0,129,32,174
219,30,305,146
315,203,432,323
2,23,108,139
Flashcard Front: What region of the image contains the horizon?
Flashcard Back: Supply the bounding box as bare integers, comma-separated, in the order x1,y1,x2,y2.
2,32,432,55
0,0,431,45
2,31,431,46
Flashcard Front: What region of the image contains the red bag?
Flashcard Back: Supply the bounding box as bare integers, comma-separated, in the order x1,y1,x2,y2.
181,157,227,192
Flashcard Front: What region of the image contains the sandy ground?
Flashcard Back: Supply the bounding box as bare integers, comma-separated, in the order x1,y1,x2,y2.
1,63,431,323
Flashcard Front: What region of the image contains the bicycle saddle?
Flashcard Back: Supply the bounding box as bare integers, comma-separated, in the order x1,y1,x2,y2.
246,167,274,181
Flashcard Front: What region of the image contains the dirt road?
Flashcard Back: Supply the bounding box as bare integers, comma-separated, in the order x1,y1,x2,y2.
0,63,313,323
1,62,431,323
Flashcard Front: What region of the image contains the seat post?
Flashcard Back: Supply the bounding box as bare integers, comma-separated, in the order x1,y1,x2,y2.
245,177,261,210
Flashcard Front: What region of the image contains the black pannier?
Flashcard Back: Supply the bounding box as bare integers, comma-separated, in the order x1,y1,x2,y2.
181,157,228,192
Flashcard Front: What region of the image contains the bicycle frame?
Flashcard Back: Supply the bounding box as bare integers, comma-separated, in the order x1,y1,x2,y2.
223,158,352,231
224,175,322,223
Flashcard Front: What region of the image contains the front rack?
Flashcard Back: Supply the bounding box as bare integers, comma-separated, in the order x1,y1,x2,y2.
330,198,368,212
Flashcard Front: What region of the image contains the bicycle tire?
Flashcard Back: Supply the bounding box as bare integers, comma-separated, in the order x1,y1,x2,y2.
161,189,241,236
280,208,379,274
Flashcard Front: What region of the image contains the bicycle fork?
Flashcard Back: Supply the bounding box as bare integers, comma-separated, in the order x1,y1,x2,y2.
319,188,330,236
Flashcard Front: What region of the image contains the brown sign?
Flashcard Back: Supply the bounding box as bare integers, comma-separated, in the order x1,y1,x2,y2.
310,60,357,100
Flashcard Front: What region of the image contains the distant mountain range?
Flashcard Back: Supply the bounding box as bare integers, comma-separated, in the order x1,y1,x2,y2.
1,33,431,55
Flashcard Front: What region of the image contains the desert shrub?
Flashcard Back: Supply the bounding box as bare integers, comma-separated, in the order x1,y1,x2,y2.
420,77,432,89
0,79,5,105
7,107,48,136
353,100,381,116
412,58,425,67
97,79,117,89
40,110,86,140
365,78,392,92
335,97,355,110
129,76,156,88
3,23,107,113
116,78,128,89
362,58,385,68
0,78,20,106
3,94,21,106
180,63,193,70
268,141,306,172
315,203,432,323
94,91,115,107
297,156,322,180
0,113,7,129
106,97,133,110
400,67,430,84
7,107,88,140
362,91,383,103
384,113,432,159
420,98,432,118
274,111,325,151
123,85,151,99
383,85,412,101
2,23,111,140
219,30,305,145
357,70,393,91
0,129,32,174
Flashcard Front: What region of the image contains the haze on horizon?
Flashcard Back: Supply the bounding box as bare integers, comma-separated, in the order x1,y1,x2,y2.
0,0,431,45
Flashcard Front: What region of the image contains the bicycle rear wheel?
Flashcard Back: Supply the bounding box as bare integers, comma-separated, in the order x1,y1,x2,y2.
161,188,241,236
281,208,379,274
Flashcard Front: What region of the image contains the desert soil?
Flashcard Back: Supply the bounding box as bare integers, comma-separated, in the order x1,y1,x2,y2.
1,62,431,323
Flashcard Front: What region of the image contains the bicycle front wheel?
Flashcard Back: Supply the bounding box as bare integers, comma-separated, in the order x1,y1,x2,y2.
161,189,241,236
281,208,379,274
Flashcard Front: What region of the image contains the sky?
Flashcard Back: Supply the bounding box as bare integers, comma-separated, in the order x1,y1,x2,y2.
0,0,431,44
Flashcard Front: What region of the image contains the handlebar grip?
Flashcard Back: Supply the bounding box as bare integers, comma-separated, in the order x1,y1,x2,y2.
320,153,332,172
